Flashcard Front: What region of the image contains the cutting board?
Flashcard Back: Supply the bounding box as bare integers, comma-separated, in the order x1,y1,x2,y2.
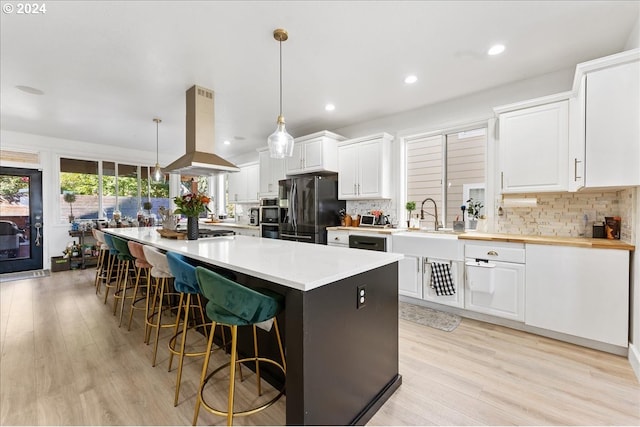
156,229,186,240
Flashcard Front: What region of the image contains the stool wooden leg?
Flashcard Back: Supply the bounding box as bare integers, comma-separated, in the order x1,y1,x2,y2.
118,260,132,327
226,325,238,426
273,318,286,372
151,278,167,367
193,321,218,426
128,266,147,331
173,293,190,406
103,253,115,304
145,276,160,345
252,325,262,396
168,292,185,371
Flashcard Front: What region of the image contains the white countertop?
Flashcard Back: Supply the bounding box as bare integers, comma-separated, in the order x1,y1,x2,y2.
105,227,403,291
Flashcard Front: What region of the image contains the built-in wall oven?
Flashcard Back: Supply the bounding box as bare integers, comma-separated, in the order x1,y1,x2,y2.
260,198,280,239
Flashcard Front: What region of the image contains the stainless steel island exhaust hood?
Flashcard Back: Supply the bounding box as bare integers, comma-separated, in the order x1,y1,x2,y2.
164,85,239,175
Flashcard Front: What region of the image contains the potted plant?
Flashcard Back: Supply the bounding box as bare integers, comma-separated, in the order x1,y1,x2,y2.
466,198,484,229
63,192,77,223
143,201,153,215
405,201,416,227
173,192,211,240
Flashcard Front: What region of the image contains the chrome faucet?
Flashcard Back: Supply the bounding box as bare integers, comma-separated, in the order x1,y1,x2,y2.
420,197,441,231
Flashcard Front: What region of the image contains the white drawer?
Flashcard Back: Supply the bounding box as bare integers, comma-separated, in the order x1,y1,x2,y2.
327,230,349,245
465,241,525,263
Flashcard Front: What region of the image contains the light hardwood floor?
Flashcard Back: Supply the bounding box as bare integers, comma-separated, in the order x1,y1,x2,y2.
1,269,639,425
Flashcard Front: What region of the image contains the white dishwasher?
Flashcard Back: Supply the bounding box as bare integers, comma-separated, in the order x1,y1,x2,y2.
464,241,525,322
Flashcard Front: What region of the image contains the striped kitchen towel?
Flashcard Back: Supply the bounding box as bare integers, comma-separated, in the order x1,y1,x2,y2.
430,262,456,296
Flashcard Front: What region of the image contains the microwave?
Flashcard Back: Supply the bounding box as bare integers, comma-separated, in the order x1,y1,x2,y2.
260,198,278,206
260,205,280,224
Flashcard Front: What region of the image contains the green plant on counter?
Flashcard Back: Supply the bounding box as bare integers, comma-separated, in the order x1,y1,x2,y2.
143,201,153,214
405,201,416,217
466,198,484,220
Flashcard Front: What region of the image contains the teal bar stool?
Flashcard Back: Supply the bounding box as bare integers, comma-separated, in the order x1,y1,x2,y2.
193,266,286,426
166,251,231,407
111,235,137,327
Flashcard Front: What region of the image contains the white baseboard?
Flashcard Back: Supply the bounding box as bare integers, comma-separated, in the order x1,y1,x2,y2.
629,341,640,383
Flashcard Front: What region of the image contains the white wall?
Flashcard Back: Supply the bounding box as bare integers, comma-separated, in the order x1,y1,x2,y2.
625,16,640,50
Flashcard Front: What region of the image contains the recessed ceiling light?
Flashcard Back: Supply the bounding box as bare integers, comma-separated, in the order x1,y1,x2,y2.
488,44,505,56
16,85,44,95
325,104,335,111
404,75,418,84
223,140,231,145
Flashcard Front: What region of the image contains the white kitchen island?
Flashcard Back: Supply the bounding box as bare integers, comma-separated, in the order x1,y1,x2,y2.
105,227,403,425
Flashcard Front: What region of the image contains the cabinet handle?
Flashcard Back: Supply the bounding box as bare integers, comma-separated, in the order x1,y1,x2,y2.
357,183,360,195
501,172,504,190
487,250,498,256
334,237,339,240
354,183,357,194
574,158,582,181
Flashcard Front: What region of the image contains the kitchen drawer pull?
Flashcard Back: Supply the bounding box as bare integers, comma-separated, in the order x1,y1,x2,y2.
487,250,498,256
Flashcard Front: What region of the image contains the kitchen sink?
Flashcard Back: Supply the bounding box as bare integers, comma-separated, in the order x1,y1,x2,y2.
393,231,463,260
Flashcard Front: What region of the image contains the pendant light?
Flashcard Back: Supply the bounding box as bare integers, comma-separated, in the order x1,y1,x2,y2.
267,28,295,158
152,117,164,182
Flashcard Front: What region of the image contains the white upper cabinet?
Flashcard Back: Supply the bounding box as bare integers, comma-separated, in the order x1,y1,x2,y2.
258,149,286,198
337,133,392,200
496,98,569,193
570,50,640,189
227,163,259,203
285,131,345,175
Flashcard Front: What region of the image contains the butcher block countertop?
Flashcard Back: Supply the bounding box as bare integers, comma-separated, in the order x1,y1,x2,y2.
458,232,635,251
326,226,401,235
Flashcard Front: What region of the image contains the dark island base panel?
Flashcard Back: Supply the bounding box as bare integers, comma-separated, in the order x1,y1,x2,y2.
215,263,401,425
285,263,401,425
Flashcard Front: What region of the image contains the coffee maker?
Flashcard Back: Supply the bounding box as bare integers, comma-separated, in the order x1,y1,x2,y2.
249,207,260,225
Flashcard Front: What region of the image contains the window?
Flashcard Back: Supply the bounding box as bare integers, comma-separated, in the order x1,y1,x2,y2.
60,158,99,221
405,127,486,228
60,158,170,222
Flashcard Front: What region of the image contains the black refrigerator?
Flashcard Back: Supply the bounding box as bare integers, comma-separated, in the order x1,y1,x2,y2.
278,174,345,244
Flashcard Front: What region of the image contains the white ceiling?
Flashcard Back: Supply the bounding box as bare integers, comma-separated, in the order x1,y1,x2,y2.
1,1,638,161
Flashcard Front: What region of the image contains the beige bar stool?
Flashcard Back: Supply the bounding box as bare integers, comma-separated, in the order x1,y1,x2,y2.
142,245,180,367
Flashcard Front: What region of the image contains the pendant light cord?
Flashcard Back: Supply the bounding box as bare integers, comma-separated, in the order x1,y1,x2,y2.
279,39,283,116
155,119,159,163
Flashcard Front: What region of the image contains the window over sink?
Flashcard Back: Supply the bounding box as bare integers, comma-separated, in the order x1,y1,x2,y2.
404,126,486,227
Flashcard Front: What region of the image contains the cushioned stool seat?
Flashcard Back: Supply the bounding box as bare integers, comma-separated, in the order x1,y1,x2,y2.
193,266,286,426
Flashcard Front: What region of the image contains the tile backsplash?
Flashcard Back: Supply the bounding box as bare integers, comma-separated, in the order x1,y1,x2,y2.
346,200,398,225
494,189,635,241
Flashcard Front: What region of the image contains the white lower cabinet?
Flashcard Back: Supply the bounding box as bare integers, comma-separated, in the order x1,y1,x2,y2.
234,228,259,238
464,241,525,321
465,259,525,321
525,244,629,347
327,230,349,247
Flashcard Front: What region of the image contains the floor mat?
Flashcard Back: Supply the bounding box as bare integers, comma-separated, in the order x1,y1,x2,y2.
399,301,461,332
0,269,51,283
